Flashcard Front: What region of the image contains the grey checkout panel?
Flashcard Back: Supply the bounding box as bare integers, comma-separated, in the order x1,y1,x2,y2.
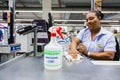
0,43,21,53
0,43,21,62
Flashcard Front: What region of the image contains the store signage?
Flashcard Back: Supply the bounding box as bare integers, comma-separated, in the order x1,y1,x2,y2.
94,0,102,11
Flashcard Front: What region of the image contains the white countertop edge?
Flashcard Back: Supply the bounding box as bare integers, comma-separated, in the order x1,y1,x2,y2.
91,61,120,65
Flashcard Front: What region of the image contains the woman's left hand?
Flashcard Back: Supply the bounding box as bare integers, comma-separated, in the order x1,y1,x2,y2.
78,43,88,56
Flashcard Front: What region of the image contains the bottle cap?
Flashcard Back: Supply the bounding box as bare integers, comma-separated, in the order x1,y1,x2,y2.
51,33,56,37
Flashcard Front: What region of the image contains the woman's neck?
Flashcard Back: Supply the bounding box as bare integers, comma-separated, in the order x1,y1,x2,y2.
91,27,101,35
90,27,101,40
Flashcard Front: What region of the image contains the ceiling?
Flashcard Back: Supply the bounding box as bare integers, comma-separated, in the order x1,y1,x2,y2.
0,0,120,26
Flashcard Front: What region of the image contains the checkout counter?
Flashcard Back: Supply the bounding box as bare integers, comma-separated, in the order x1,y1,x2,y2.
0,55,120,80
0,24,21,63
0,23,120,80
0,25,120,79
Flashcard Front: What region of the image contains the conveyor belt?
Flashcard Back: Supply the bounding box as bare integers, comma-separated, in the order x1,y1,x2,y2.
0,56,120,80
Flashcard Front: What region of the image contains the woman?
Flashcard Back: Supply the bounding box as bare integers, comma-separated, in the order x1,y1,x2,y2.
69,11,116,60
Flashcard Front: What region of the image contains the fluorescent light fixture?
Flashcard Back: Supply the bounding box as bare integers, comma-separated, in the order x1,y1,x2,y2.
0,10,43,13
50,11,120,14
15,23,32,25
101,20,119,23
0,10,120,13
54,20,86,22
102,11,120,13
56,24,84,26
0,10,8,12
56,24,120,27
111,25,120,27
15,19,33,21
50,11,89,13
54,20,119,23
15,10,43,13
0,19,34,22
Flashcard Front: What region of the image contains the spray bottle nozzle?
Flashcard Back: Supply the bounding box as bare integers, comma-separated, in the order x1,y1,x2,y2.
49,26,64,40
56,27,64,40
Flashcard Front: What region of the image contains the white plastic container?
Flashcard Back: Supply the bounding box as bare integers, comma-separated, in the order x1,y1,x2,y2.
44,37,62,70
44,26,64,70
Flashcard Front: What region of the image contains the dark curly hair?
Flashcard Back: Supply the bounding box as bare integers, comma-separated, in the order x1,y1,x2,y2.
89,11,104,20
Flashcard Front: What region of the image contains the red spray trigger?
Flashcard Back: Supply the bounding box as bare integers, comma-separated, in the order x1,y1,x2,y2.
56,27,64,40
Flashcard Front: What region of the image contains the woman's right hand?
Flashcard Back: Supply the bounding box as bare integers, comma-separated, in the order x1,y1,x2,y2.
69,49,80,59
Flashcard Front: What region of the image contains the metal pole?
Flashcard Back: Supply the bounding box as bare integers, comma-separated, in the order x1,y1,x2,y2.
91,0,95,11
33,27,37,56
8,0,15,44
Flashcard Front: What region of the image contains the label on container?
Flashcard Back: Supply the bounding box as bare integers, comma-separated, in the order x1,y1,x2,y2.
44,50,62,67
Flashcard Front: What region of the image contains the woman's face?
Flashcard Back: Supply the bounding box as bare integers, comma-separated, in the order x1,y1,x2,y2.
86,12,100,30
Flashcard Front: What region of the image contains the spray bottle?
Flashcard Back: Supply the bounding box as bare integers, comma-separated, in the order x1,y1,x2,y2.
44,26,64,70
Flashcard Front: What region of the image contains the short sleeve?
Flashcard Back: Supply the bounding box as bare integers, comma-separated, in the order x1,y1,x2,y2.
76,29,85,40
104,35,116,52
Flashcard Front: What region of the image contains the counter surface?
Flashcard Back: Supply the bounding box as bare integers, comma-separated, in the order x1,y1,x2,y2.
0,57,120,80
